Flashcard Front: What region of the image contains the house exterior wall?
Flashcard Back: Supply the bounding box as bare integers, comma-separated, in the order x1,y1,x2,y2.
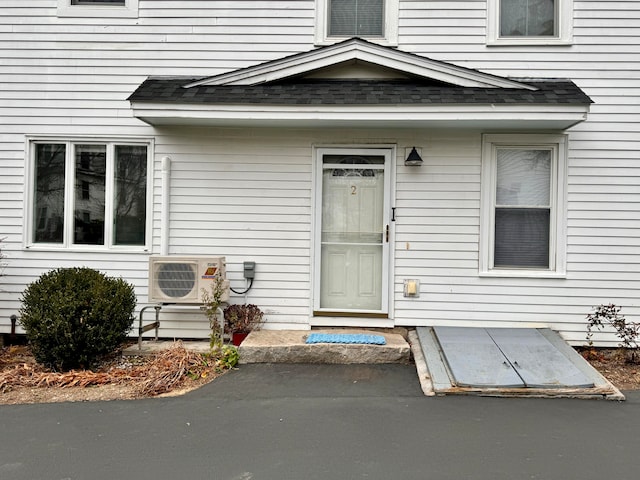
1,1,639,345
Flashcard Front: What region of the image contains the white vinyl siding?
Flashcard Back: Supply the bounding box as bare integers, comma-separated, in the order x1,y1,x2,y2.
0,1,638,346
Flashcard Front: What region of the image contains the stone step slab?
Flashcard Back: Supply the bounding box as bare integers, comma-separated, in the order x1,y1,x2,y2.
238,329,411,364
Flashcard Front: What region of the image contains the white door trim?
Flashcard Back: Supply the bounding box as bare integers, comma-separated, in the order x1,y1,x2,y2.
311,145,395,319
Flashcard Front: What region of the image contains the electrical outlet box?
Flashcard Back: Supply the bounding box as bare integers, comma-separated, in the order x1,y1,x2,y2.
243,261,256,280
403,279,420,298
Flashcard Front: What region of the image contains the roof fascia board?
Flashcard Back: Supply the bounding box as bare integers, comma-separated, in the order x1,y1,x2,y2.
186,39,534,91
132,102,588,122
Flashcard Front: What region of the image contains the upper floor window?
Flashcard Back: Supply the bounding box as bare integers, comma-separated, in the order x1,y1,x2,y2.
57,0,138,18
27,139,151,251
315,0,398,46
71,0,125,5
329,0,383,37
480,134,567,277
487,0,573,45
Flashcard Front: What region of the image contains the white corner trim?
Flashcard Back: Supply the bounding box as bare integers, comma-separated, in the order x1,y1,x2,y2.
57,0,139,18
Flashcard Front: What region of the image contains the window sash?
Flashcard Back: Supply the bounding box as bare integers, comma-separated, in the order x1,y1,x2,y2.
58,0,138,18
494,208,550,268
30,140,149,250
114,145,147,246
33,144,66,244
71,0,125,4
315,0,398,46
500,0,557,37
328,0,384,37
487,0,572,45
73,144,107,245
493,147,553,270
493,147,553,269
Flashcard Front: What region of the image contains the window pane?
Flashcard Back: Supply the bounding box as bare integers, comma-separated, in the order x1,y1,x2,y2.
329,0,384,36
496,149,550,206
500,0,556,37
71,1,125,5
495,208,550,268
74,145,106,245
114,145,147,245
34,144,66,243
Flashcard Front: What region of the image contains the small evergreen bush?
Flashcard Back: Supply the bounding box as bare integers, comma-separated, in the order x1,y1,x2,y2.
19,267,136,370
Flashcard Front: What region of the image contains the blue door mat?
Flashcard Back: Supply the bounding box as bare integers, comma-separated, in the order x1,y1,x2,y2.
306,333,387,345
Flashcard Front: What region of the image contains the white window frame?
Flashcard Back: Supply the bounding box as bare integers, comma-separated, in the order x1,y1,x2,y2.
480,134,567,278
57,0,139,18
315,0,399,46
487,0,573,46
24,137,153,252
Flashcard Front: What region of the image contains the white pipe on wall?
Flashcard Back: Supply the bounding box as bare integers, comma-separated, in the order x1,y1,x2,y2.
160,156,171,256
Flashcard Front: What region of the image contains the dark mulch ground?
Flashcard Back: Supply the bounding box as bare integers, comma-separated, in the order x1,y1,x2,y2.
579,347,640,391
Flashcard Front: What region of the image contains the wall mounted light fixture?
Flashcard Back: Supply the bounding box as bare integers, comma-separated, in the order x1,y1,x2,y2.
405,147,423,166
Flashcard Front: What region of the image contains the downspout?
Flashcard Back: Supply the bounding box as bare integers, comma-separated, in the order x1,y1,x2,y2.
160,156,171,256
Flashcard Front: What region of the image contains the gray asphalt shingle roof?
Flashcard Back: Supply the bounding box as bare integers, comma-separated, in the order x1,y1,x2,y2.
128,78,593,106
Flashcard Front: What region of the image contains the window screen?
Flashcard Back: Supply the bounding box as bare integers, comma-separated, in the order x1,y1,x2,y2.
329,0,384,37
500,0,556,37
74,145,106,245
114,145,147,246
34,144,66,243
71,1,126,5
494,149,551,268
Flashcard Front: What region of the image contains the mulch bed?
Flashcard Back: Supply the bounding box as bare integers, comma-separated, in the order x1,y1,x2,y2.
579,348,640,391
0,342,227,404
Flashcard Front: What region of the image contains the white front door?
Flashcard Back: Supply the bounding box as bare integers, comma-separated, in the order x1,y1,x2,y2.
314,148,391,315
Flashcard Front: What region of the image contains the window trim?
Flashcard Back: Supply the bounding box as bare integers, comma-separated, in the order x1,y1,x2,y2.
315,0,399,46
480,134,567,278
24,137,153,252
487,0,573,46
57,0,139,18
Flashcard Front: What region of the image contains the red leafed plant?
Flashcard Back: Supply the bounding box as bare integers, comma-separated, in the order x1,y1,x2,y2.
586,304,639,364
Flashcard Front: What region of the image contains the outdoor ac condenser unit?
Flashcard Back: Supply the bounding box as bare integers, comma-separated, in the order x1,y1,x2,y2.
148,256,229,304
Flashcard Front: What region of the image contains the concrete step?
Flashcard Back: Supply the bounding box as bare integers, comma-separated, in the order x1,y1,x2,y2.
238,329,411,364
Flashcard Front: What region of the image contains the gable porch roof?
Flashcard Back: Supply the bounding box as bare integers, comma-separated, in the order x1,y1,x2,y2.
128,38,591,130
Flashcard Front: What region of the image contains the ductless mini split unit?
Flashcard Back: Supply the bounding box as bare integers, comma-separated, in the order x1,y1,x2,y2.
148,256,230,304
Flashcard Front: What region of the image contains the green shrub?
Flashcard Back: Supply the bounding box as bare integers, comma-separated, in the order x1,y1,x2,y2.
19,267,136,371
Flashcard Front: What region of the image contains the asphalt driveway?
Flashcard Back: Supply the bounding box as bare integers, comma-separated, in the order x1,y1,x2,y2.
1,363,638,480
